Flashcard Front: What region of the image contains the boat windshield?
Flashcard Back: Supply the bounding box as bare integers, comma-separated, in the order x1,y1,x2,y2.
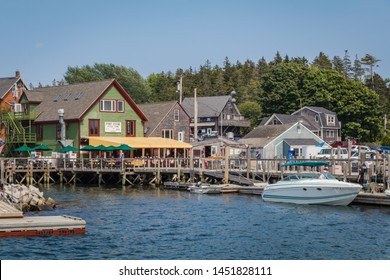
281,172,336,181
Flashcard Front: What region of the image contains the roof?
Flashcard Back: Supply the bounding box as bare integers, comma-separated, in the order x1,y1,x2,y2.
0,77,18,99
181,96,231,118
283,138,320,145
260,113,317,130
295,106,336,115
88,136,192,149
25,79,147,122
239,123,295,147
137,101,188,135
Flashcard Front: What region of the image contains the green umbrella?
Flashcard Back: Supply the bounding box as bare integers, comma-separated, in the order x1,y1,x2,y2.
95,144,108,151
33,144,52,151
80,145,98,151
14,145,33,152
104,145,117,152
58,145,78,153
116,144,136,151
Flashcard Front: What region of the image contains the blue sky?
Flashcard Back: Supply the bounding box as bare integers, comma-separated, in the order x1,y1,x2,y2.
1,0,389,86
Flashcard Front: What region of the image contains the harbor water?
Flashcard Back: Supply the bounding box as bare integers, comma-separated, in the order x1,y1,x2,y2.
1,184,390,260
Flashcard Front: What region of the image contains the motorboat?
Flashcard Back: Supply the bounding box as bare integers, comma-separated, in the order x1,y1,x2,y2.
188,182,222,194
262,172,362,206
385,189,390,197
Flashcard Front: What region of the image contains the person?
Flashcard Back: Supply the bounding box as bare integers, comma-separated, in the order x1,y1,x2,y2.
255,150,263,170
319,167,329,179
357,163,367,189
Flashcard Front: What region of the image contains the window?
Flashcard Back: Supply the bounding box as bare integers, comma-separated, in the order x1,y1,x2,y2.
315,115,319,122
326,130,335,138
178,131,184,142
63,93,72,101
89,119,100,136
36,125,43,141
100,100,116,112
174,109,179,121
162,129,173,139
117,100,124,112
126,120,136,137
327,115,335,125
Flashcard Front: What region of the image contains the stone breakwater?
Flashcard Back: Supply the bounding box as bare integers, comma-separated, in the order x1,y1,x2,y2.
0,184,57,212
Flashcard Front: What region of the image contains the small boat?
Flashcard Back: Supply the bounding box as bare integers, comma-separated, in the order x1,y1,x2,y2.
188,182,222,194
262,162,361,206
385,189,390,197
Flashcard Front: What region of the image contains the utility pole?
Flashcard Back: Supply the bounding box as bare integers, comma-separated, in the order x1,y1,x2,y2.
194,88,198,142
177,75,183,104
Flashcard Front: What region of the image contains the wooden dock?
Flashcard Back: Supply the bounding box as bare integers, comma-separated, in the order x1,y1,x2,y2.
0,215,86,237
0,199,86,237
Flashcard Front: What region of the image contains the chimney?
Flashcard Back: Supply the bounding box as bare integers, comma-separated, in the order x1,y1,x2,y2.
15,70,20,78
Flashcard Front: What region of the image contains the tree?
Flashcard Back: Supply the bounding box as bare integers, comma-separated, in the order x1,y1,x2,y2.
302,68,382,142
332,56,344,74
312,52,332,70
259,62,309,115
360,54,380,86
352,55,364,82
237,101,262,131
342,50,353,79
64,63,152,103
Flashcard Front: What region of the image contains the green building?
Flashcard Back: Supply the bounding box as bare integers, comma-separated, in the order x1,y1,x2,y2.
19,79,147,155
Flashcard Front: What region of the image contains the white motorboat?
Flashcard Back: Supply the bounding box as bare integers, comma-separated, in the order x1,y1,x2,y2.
188,182,222,194
385,189,390,197
262,172,362,206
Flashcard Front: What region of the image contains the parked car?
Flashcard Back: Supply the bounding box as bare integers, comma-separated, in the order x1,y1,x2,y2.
350,151,377,160
351,145,371,153
314,148,349,159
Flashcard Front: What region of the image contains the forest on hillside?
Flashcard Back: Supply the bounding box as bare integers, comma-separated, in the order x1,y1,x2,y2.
44,51,389,144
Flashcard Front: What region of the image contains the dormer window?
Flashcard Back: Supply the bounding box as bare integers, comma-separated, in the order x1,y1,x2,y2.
315,115,319,123
327,115,335,125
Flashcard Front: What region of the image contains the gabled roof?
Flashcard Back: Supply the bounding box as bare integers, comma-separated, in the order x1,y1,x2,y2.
293,106,336,115
25,79,147,123
240,122,323,148
181,96,231,118
138,101,189,136
0,77,19,99
260,113,317,130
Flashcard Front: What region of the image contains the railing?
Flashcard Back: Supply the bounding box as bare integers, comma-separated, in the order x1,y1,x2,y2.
1,156,389,176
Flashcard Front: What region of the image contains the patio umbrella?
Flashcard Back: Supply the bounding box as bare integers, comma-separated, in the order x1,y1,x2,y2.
58,145,78,153
116,144,136,151
95,144,107,151
80,145,98,151
14,145,33,152
32,144,52,151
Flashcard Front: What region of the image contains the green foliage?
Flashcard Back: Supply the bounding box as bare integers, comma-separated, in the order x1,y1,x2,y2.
381,135,390,146
60,51,387,143
64,63,152,103
237,101,262,130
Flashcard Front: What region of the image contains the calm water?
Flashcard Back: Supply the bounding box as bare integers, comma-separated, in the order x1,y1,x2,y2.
1,184,390,260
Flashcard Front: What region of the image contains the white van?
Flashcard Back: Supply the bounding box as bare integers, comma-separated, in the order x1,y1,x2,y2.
315,148,349,159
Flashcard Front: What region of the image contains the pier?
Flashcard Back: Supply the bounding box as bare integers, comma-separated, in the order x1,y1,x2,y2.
1,156,390,206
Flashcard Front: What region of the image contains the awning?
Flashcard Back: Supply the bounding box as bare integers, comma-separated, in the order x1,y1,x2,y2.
88,137,192,149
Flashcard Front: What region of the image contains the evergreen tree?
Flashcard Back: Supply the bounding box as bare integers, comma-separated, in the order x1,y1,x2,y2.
360,54,381,87
332,56,344,74
352,55,364,82
312,52,332,70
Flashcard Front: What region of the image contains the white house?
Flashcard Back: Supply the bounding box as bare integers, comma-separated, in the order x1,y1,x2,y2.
239,122,327,159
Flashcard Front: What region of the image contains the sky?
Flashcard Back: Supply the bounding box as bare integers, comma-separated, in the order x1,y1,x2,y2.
1,0,389,86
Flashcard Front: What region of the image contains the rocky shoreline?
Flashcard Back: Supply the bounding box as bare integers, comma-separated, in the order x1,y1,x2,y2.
0,184,57,212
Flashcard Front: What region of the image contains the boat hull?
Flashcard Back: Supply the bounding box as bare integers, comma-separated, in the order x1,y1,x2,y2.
262,180,361,206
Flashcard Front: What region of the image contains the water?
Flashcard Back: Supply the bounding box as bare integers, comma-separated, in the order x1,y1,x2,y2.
1,184,390,260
